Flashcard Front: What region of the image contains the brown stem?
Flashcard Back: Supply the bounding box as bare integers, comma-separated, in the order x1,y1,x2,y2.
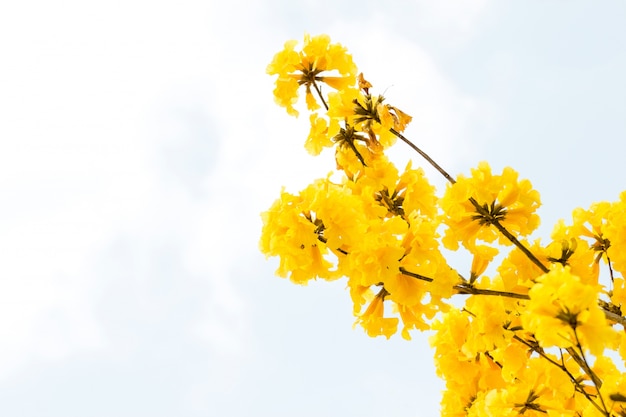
312,81,329,111
570,330,607,413
398,265,626,325
390,128,457,184
453,282,530,300
607,253,615,283
398,266,433,282
603,309,626,327
469,197,549,273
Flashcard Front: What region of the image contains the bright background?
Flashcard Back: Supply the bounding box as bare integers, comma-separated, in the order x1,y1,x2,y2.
1,1,625,416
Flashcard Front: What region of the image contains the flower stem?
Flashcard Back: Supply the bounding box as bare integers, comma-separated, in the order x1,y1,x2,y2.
312,81,329,111
453,282,530,300
390,128,457,184
570,332,607,413
469,197,549,273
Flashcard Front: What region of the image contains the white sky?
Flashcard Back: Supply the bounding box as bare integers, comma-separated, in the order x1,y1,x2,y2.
0,1,625,415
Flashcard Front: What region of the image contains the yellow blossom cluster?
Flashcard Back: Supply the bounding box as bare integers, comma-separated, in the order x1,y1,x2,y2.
261,34,626,416
267,33,357,117
440,161,541,252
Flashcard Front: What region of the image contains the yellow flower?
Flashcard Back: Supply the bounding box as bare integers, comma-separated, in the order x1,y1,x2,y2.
497,344,530,384
272,77,300,116
596,367,626,417
399,212,458,305
329,84,411,151
470,244,499,283
339,215,407,288
259,188,336,284
394,302,432,340
397,161,438,218
604,191,626,276
612,277,626,310
522,265,618,355
354,290,398,339
497,239,545,293
431,309,508,417
327,86,362,120
267,34,357,117
345,159,436,221
350,152,400,198
544,234,598,285
348,284,373,315
462,295,513,356
376,103,412,133
430,308,472,363
334,136,375,175
571,201,612,259
483,358,576,416
301,178,370,253
304,113,332,155
440,162,541,251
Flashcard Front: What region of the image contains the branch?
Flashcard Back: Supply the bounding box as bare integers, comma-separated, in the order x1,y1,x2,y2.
399,265,626,325
390,128,457,184
312,81,329,111
453,282,530,300
469,197,549,273
391,128,550,274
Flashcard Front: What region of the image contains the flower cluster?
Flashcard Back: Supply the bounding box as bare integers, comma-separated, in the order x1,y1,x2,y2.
267,33,357,117
261,34,626,416
440,161,541,252
268,34,412,158
522,264,618,355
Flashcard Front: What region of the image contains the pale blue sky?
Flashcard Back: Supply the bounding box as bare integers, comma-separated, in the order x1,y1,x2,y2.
0,1,625,416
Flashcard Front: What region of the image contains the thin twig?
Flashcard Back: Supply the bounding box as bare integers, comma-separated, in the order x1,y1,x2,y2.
312,81,329,111
398,267,433,282
390,128,457,184
469,197,549,273
571,331,607,413
453,283,530,300
398,264,626,324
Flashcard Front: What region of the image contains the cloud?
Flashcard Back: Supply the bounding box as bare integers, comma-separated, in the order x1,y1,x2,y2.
0,0,249,382
413,0,490,39
0,0,499,414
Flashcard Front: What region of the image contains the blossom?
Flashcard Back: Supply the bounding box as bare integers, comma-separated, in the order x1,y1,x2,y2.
304,113,332,155
394,302,433,340
399,212,457,301
431,309,507,416
440,162,541,252
267,34,357,117
604,191,626,276
354,290,398,339
469,244,499,283
571,201,612,260
259,188,336,284
522,265,618,355
544,230,598,285
482,358,576,416
497,239,545,293
462,295,514,355
396,161,438,218
327,75,412,151
337,214,407,303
